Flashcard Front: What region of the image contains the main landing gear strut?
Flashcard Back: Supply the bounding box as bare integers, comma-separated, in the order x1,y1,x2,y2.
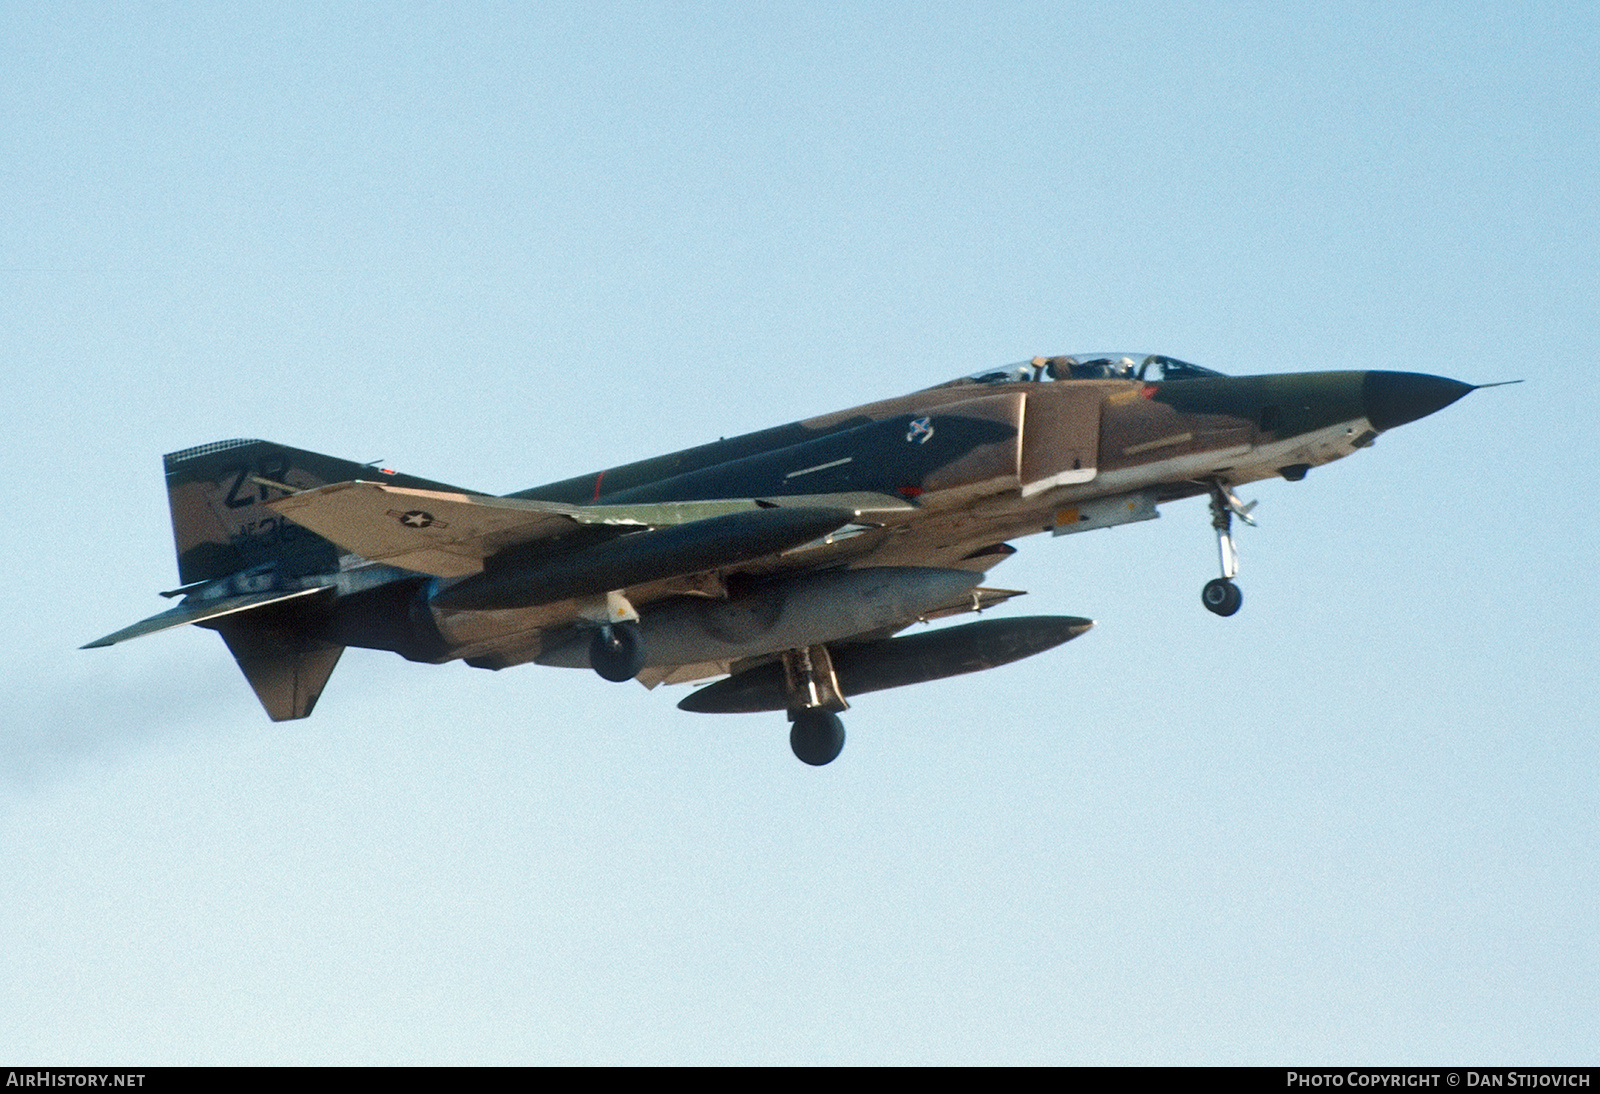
585,591,647,682
1202,479,1255,617
783,645,848,766
590,621,646,681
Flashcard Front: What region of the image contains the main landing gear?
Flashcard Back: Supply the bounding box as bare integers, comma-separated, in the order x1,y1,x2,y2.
790,710,846,766
1202,479,1255,617
589,621,645,681
783,645,849,766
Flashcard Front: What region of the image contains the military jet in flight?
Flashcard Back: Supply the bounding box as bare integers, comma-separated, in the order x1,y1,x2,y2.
86,354,1485,765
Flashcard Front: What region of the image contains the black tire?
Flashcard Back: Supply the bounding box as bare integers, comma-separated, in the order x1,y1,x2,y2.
590,622,645,682
1202,577,1243,617
789,710,846,766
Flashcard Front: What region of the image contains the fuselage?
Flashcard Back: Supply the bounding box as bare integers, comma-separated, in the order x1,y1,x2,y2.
406,359,1471,669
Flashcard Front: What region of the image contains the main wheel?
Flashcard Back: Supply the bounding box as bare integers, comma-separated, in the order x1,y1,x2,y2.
589,622,645,682
1201,577,1243,617
790,710,846,766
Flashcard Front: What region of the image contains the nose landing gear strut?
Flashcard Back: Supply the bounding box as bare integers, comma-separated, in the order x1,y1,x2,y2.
1202,479,1255,617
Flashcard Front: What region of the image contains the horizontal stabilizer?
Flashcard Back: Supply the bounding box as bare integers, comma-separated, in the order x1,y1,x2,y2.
82,586,329,649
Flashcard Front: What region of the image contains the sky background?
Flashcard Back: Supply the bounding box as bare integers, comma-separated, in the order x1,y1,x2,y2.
3,1,1597,1064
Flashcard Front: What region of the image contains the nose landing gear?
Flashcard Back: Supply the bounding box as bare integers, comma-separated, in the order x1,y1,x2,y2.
1203,480,1255,617
1202,576,1243,616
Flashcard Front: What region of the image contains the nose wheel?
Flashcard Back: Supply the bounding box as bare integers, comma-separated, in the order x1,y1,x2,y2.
1202,480,1255,617
1202,576,1243,616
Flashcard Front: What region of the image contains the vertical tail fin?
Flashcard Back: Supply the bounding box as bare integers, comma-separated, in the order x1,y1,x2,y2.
159,439,466,719
163,438,466,585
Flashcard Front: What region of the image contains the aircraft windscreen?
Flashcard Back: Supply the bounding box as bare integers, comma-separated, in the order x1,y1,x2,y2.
938,354,1225,388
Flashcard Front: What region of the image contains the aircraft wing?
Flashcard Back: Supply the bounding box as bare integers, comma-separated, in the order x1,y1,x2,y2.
268,481,913,578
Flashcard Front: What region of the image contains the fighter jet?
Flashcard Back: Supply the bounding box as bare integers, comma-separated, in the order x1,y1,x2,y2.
85,354,1487,765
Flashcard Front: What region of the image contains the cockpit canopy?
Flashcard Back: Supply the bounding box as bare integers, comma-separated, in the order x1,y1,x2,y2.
937,353,1225,389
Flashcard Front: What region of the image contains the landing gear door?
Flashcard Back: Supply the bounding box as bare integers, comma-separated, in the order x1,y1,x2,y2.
1020,384,1117,498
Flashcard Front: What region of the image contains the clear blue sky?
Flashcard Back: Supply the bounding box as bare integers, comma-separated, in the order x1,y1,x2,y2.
3,1,1596,1063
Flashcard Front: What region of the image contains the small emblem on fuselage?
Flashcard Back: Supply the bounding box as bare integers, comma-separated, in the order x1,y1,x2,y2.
907,417,934,444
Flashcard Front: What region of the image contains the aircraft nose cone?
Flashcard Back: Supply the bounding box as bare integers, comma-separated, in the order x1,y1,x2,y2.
1363,371,1475,432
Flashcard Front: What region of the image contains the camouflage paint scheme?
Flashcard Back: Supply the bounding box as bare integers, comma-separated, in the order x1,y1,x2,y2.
86,354,1479,765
